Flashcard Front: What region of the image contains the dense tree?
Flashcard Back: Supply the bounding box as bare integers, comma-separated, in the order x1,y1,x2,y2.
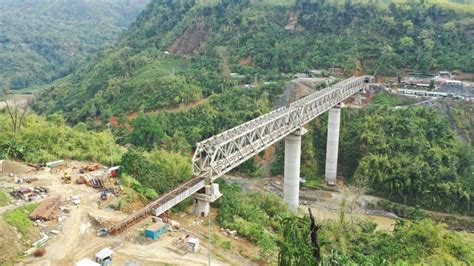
34,0,474,123
120,149,191,196
1,0,149,89
0,111,122,163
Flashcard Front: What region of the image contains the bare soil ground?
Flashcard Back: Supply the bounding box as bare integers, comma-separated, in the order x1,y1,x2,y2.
161,98,209,113
0,219,23,263
173,208,260,265
0,160,36,176
0,94,33,110
168,19,212,55
0,160,250,265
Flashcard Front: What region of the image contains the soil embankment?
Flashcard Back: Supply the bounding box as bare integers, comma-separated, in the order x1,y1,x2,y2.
0,219,23,264
0,160,35,176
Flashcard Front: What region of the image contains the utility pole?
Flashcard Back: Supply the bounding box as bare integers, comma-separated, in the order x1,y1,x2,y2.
107,123,113,168
208,207,211,265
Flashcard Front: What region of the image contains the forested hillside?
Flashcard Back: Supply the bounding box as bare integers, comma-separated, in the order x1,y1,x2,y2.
2,0,474,264
34,0,474,123
0,0,149,89
0,111,123,164
31,0,474,216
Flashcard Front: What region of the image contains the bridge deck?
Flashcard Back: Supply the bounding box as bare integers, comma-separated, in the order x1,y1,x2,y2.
109,176,205,235
192,76,372,181
108,76,372,235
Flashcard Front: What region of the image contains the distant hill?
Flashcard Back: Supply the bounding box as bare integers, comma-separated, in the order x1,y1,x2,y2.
0,0,149,89
34,0,474,123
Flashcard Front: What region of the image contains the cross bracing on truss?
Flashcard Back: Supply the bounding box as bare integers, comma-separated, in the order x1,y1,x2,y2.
109,75,373,235
192,76,373,181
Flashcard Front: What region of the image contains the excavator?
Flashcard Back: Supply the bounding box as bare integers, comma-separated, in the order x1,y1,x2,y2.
61,170,71,184
99,167,122,198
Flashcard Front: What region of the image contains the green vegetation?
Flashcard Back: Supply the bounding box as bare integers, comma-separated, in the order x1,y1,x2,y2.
371,91,418,106
215,180,291,262
280,214,474,265
444,100,474,145
216,180,474,264
308,106,474,215
120,174,158,200
0,192,11,207
350,107,473,215
1,0,149,89
34,0,474,123
210,233,233,251
123,85,275,154
0,111,123,164
378,199,474,231
30,0,473,219
120,149,191,197
3,203,39,241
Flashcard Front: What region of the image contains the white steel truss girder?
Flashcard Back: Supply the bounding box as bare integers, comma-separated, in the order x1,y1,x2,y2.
192,76,373,181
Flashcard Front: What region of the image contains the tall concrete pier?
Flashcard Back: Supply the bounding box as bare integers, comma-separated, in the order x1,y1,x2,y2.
284,128,306,212
325,105,341,185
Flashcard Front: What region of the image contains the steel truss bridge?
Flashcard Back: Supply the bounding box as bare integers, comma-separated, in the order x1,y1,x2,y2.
109,76,372,235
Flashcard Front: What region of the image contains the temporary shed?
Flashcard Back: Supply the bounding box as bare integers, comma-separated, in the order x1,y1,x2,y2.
145,221,168,240
76,258,100,266
94,247,113,266
187,237,200,253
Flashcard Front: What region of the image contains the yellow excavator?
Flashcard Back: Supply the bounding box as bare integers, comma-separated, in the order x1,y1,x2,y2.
61,170,71,184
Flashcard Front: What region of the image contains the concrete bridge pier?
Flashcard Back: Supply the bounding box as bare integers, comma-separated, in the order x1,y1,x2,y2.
193,183,222,217
325,104,342,185
284,127,307,212
193,199,210,217
354,92,363,106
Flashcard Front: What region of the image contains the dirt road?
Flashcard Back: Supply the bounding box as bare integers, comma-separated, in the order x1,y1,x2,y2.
3,161,232,265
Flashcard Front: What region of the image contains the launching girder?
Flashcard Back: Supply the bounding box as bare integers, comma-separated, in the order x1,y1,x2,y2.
192,76,373,181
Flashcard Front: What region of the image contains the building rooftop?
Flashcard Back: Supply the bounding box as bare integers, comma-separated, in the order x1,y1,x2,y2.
187,238,199,244
146,221,167,231
76,258,100,266
95,247,113,260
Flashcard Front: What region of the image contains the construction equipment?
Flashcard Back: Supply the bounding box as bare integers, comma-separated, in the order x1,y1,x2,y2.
100,191,108,201
61,170,71,184
109,176,205,235
96,228,109,237
101,167,122,196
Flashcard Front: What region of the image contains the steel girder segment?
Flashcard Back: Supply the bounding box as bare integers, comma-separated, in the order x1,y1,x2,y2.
192,76,373,181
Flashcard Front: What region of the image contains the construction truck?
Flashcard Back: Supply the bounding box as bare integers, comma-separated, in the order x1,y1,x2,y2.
96,228,109,237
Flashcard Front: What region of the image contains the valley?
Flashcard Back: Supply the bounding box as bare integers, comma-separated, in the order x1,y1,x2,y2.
1,0,474,265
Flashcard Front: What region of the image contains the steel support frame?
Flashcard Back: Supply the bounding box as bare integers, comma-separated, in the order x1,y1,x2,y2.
109,76,373,235
109,176,205,235
192,76,372,181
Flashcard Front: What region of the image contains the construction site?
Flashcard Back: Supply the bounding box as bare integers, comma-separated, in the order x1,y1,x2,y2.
0,78,399,266
0,159,258,266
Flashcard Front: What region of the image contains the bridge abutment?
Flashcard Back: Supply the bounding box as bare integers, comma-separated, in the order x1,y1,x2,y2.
325,104,341,185
193,183,222,217
193,199,210,217
284,128,307,212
